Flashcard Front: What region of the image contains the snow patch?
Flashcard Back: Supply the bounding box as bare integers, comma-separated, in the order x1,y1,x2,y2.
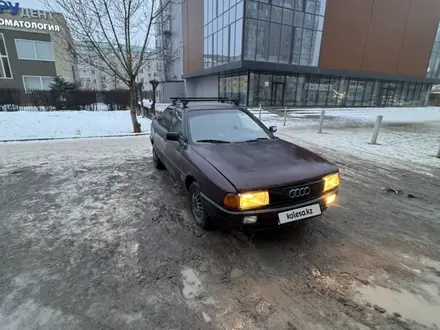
0,111,151,141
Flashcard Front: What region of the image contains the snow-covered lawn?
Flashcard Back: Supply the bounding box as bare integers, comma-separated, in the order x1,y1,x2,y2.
0,111,152,141
271,107,440,175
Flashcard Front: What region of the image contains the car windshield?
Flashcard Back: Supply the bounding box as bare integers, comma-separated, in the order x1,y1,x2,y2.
189,109,271,143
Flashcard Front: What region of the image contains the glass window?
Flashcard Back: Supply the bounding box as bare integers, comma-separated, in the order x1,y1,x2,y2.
239,74,248,105
311,31,322,66
268,23,281,63
248,72,259,106
271,6,283,23
213,32,218,65
273,0,283,6
229,22,235,61
306,0,317,13
23,76,42,91
412,84,422,105
244,19,257,60
293,11,304,27
158,108,174,128
234,19,243,59
317,0,327,15
246,0,258,18
23,76,54,92
284,75,298,106
284,0,294,9
292,27,302,65
304,13,314,29
0,34,6,56
229,7,235,22
337,78,348,106
363,81,375,106
218,29,223,64
189,109,271,143
259,2,271,20
207,35,212,67
295,0,305,11
232,75,240,100
279,25,293,64
256,20,270,61
296,75,306,106
219,76,227,97
328,78,339,106
371,81,381,106
300,29,312,65
236,1,243,20
169,112,183,133
305,76,319,106
393,82,403,106
223,27,229,63
317,78,330,106
204,0,208,24
16,39,36,60
283,8,294,25
259,74,272,105
355,80,365,106
0,34,12,79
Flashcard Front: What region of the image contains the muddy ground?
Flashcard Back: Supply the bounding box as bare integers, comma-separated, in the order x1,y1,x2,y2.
1,136,440,330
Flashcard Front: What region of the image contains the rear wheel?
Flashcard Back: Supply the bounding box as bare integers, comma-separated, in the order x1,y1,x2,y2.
188,182,211,230
152,146,165,170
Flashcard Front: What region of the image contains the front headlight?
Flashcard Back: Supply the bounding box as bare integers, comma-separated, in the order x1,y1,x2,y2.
323,173,340,192
224,191,269,210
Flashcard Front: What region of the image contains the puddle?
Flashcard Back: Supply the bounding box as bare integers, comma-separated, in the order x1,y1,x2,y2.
357,284,440,327
181,268,203,300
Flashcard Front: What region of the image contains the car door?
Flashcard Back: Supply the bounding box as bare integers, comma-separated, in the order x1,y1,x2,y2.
153,107,174,161
165,110,185,183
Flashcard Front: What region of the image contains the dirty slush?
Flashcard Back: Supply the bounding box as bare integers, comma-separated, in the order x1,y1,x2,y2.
1,136,440,329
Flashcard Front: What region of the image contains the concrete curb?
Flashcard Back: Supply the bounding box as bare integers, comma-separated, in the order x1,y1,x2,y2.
1,132,151,143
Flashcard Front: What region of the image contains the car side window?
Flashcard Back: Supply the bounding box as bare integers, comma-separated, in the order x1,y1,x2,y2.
158,108,173,129
168,111,182,133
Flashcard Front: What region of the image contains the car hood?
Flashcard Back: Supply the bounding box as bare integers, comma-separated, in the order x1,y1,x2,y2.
192,139,339,191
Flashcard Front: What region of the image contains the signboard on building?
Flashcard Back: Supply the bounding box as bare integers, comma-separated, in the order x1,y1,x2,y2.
0,2,61,31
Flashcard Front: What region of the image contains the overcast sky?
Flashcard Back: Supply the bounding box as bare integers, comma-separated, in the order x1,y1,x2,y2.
18,0,53,10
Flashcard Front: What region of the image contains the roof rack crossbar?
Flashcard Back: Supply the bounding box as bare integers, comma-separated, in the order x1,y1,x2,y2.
170,97,240,107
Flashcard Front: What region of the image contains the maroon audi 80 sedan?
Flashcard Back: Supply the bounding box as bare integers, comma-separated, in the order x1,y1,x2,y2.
150,97,340,230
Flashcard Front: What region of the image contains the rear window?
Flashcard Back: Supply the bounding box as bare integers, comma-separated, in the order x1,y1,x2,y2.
188,109,271,143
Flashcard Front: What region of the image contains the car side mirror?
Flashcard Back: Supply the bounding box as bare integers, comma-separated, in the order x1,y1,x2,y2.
166,132,179,141
269,126,277,133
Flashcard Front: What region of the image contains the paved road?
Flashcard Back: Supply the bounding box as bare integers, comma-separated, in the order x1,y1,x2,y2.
1,136,439,329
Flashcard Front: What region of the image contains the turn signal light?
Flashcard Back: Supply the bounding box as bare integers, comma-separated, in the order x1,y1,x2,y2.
323,173,340,192
224,191,270,210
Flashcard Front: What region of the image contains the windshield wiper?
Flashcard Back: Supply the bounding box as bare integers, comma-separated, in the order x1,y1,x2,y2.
196,139,231,144
244,138,270,142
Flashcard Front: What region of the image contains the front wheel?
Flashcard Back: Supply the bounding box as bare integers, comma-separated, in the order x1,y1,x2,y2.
188,182,211,230
152,146,165,170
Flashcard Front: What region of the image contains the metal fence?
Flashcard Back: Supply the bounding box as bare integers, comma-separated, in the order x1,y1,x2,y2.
0,89,154,111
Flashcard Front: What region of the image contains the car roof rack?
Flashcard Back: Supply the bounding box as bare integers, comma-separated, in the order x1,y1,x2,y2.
170,97,240,107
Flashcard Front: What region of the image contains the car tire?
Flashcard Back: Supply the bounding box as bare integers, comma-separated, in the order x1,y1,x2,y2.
152,146,165,170
188,182,211,230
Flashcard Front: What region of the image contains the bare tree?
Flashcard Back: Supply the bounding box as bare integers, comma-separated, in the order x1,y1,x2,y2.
45,0,175,132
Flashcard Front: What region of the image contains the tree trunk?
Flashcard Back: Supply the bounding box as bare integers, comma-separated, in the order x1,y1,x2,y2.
130,86,141,133
152,86,156,112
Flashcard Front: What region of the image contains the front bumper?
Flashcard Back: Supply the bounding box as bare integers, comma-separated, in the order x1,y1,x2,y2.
201,189,339,230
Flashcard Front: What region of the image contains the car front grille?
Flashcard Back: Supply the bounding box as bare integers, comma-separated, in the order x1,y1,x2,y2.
269,179,324,207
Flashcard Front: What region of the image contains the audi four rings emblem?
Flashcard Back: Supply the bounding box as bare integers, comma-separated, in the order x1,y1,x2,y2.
289,187,311,198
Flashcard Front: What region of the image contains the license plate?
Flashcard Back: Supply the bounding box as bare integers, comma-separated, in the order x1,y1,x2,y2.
278,204,322,224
